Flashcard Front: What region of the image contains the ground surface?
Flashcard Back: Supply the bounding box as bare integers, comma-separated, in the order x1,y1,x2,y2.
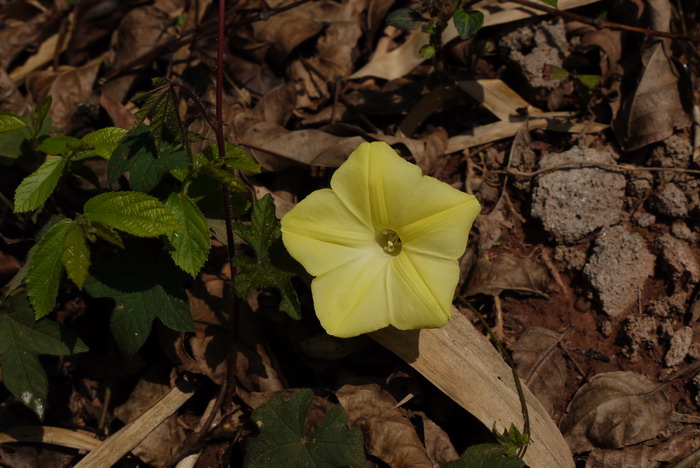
0,0,700,466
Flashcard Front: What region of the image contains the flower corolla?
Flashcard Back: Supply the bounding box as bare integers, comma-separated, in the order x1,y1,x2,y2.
281,142,481,337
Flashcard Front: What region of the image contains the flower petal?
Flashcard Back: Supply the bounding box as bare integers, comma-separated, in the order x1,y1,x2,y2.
331,142,423,230
311,253,392,337
399,177,481,259
386,251,457,330
281,189,376,276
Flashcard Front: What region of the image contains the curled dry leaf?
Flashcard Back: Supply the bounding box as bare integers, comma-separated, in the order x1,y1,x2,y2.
0,69,30,115
420,414,460,466
560,371,673,454
336,383,434,467
25,61,100,131
463,253,550,297
511,326,567,416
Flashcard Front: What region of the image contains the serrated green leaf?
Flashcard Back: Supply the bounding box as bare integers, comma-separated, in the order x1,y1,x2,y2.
453,9,484,39
83,191,179,237
0,295,88,419
245,389,365,468
14,156,66,213
83,241,193,355
445,444,525,468
133,79,183,149
386,7,423,30
201,143,261,173
128,147,189,193
77,127,128,160
37,136,80,155
0,113,27,133
233,195,301,319
26,219,72,318
62,222,90,289
165,193,210,277
200,165,248,192
90,221,124,248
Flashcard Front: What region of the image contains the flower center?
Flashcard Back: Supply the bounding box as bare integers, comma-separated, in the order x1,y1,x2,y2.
377,229,402,256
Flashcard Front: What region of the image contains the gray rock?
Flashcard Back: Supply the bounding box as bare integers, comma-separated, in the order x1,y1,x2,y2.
584,225,655,317
655,234,700,289
665,326,693,367
635,212,656,228
650,184,688,218
531,146,626,244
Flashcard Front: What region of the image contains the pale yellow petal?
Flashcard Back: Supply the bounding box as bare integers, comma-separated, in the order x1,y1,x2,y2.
399,177,481,259
331,142,422,230
281,189,375,276
311,253,392,337
386,251,457,330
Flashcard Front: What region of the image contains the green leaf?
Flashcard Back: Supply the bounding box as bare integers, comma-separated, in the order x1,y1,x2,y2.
77,127,128,160
233,195,301,319
0,295,88,419
539,0,557,6
133,78,183,149
386,8,423,30
419,44,436,59
90,221,124,248
165,193,211,277
494,424,528,455
200,165,248,192
62,222,91,289
547,64,570,80
83,191,179,237
26,219,72,318
245,389,365,468
0,113,27,133
108,124,155,183
453,9,484,39
14,156,66,213
36,135,80,155
30,96,52,139
576,74,602,89
445,444,525,468
201,143,261,173
83,241,193,355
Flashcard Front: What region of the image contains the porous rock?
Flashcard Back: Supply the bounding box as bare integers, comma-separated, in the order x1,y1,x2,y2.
665,326,693,367
531,146,626,244
584,225,654,317
650,184,688,218
655,234,700,289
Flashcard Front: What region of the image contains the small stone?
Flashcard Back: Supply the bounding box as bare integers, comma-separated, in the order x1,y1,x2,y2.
624,315,658,355
627,172,654,197
671,221,697,242
584,225,655,317
646,293,688,318
531,147,626,244
635,212,656,228
554,245,587,271
665,326,693,367
655,234,700,289
600,320,613,338
650,184,689,218
688,342,700,360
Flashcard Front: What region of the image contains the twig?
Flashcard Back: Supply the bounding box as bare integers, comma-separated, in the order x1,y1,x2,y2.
498,162,700,178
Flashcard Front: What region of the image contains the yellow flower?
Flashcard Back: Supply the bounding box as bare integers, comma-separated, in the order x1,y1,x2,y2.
281,142,481,338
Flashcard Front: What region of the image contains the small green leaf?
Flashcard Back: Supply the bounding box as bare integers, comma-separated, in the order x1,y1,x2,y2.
201,143,261,173
90,221,124,248
30,96,52,138
576,74,602,89
14,156,66,213
445,444,525,468
83,241,193,355
77,127,128,160
386,8,423,30
83,191,179,237
200,165,248,192
0,113,27,133
547,64,570,80
0,295,88,419
26,219,72,318
133,78,184,149
37,136,80,155
539,0,557,6
62,222,91,289
453,9,484,39
245,389,365,468
165,193,211,277
419,44,436,59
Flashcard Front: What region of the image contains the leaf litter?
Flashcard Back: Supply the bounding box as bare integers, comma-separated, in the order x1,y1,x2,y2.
1,0,700,466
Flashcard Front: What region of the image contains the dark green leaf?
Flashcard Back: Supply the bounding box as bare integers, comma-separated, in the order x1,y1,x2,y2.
89,222,124,248
26,219,72,318
83,242,193,355
445,444,525,468
62,222,91,289
37,136,80,155
453,9,484,39
14,156,66,213
200,165,248,193
165,193,210,277
76,127,128,160
386,8,423,30
83,191,179,237
201,143,261,173
0,113,27,133
233,195,301,319
539,0,557,6
0,295,88,419
245,389,365,468
30,96,52,139
133,78,183,149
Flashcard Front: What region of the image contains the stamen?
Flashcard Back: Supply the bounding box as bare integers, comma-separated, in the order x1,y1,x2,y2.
377,229,402,256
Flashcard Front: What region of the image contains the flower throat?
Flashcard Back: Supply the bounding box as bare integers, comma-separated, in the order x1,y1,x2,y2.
377,229,402,256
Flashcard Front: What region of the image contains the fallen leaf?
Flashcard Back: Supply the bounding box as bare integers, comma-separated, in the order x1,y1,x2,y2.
0,69,30,115
420,414,460,466
463,253,550,297
560,371,673,453
336,383,434,467
511,326,567,416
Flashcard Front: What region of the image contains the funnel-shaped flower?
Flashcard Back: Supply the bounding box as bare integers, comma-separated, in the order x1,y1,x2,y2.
281,142,481,337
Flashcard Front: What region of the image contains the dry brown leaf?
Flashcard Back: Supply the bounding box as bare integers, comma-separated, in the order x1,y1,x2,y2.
511,326,567,416
560,371,673,454
0,69,30,115
463,253,550,297
336,383,433,467
113,369,185,467
419,414,460,466
24,61,100,130
99,91,136,129
585,426,700,468
566,22,622,79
